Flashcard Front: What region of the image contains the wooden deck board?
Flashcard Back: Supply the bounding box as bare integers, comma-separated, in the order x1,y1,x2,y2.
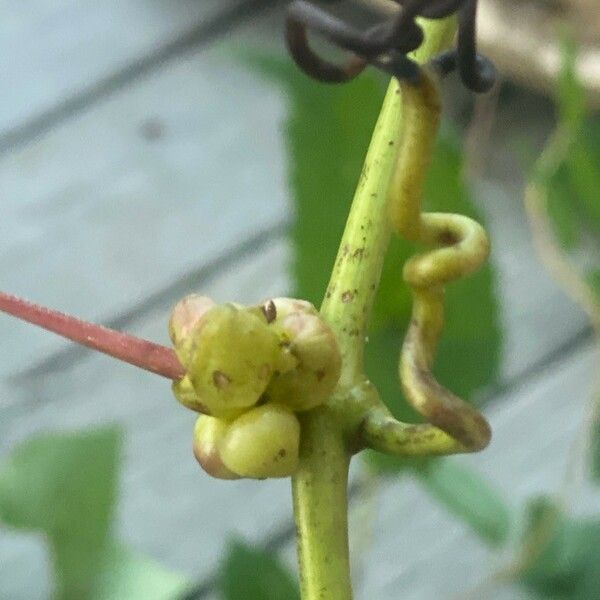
475,180,589,384
0,0,249,144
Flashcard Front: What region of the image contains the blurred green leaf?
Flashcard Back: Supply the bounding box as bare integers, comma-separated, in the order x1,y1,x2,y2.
543,121,600,247
539,36,600,245
519,498,600,599
416,459,512,546
545,163,581,250
247,54,385,305
365,326,409,424
0,427,119,533
0,427,120,599
584,269,600,296
592,410,600,481
565,122,600,237
93,543,189,600
557,36,586,133
0,427,188,599
220,540,300,600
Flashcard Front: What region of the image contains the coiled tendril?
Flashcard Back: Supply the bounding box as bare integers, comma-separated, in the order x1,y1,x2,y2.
358,69,491,456
285,0,496,92
390,71,491,450
352,66,491,456
284,4,494,455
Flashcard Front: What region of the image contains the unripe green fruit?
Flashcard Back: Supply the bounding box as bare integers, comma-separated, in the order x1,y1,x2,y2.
172,375,211,414
187,304,282,419
267,312,341,411
192,416,240,480
220,404,300,479
169,295,216,365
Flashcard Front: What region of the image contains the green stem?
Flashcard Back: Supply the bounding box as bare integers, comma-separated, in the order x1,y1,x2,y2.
319,82,401,386
293,409,351,600
320,18,457,386
292,18,457,600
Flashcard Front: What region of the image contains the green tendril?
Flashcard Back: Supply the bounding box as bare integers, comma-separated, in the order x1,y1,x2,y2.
361,69,491,455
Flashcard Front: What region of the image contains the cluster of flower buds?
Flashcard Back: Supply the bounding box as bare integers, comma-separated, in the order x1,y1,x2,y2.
168,296,342,479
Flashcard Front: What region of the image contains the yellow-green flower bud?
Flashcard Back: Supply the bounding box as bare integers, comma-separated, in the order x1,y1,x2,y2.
219,404,300,478
267,312,341,411
169,295,216,365
192,416,240,480
186,304,281,419
172,375,211,414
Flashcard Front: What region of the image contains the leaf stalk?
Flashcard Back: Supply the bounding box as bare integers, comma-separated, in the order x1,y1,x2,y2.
0,291,184,380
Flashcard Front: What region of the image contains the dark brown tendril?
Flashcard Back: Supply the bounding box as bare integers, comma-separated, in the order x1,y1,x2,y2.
456,0,496,92
285,0,496,92
285,7,368,83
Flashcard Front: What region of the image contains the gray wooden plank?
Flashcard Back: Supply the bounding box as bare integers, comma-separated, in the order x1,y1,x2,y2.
0,527,50,600
0,0,242,141
475,180,589,384
0,32,289,384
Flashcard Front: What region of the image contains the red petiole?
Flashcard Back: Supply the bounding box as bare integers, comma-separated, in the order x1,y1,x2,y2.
0,291,185,380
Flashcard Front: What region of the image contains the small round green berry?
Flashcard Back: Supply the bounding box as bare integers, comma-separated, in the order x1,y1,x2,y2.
219,404,300,479
267,312,341,411
172,375,211,414
169,295,216,365
187,304,281,418
192,416,240,480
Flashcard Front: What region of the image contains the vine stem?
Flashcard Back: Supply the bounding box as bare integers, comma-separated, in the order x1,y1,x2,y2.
292,18,456,600
321,19,457,387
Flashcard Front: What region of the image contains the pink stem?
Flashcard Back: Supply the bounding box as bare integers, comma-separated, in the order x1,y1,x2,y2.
0,291,185,380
